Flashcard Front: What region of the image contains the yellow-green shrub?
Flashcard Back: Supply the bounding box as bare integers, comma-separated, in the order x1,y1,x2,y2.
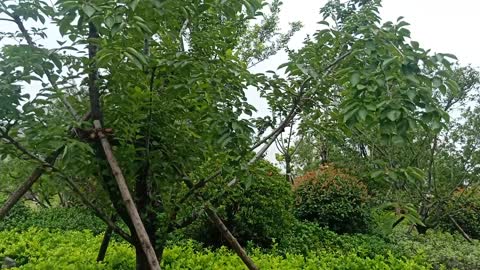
0,229,431,269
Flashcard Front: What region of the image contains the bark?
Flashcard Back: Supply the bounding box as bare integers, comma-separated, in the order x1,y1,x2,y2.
285,155,292,183
204,206,259,270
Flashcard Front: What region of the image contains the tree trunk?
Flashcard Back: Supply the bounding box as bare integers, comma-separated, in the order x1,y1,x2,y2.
285,154,292,183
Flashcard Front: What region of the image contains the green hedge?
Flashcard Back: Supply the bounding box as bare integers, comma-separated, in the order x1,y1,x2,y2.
0,229,430,269
391,230,480,270
0,205,106,234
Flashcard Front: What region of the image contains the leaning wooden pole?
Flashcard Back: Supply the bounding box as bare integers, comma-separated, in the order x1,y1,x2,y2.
0,146,63,220
204,206,259,270
97,215,116,262
94,120,160,270
86,22,160,270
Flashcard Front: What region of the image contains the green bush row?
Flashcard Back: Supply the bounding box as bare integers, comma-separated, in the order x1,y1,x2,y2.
282,221,480,270
0,228,430,270
391,230,480,270
0,204,106,234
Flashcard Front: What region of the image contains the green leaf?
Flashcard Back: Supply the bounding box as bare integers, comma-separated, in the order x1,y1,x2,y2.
357,108,368,121
343,107,359,123
406,75,419,84
382,57,397,69
392,135,405,145
365,104,376,111
432,77,442,88
130,0,140,10
124,52,143,69
442,53,458,60
350,73,360,86
126,47,147,68
396,21,410,29
386,110,401,121
82,4,96,17
406,89,416,100
370,170,384,178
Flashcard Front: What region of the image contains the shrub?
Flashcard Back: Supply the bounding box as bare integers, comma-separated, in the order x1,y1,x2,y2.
0,205,105,234
0,228,134,269
0,229,431,270
185,160,295,248
436,189,480,240
0,202,31,231
294,164,371,233
277,220,395,259
392,229,480,270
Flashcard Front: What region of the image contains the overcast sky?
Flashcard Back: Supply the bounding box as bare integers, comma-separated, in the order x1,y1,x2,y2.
252,0,480,163
251,0,479,77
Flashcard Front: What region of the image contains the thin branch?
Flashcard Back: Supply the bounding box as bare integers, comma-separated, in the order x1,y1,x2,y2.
8,13,80,121
250,50,352,153
0,132,49,166
64,176,133,244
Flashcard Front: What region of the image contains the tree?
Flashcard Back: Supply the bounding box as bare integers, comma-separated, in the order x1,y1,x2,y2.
0,0,461,268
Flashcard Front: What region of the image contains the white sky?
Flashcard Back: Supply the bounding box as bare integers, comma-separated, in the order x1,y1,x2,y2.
251,0,480,163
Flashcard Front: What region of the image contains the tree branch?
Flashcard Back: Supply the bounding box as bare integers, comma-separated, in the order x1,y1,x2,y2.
8,13,80,121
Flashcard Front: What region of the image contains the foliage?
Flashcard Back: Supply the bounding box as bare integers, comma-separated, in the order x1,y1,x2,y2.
0,205,105,235
294,165,371,233
0,202,31,231
0,0,475,267
435,188,480,240
0,228,134,269
277,220,393,259
184,161,295,248
0,229,431,270
392,230,480,270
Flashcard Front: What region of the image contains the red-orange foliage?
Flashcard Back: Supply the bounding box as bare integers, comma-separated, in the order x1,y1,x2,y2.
293,163,367,196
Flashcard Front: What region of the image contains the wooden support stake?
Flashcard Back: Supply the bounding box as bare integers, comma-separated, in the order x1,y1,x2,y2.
204,205,259,270
93,120,160,270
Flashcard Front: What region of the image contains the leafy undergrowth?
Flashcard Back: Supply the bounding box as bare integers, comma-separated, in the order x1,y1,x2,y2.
0,228,430,270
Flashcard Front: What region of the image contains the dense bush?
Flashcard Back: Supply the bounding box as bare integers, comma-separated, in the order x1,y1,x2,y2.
392,230,480,270
294,164,371,233
186,161,295,248
277,220,395,259
0,202,31,231
0,205,105,234
0,228,134,269
436,189,480,240
0,229,431,269
278,220,480,270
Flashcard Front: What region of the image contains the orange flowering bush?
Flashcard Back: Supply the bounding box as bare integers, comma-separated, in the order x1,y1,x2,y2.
293,164,371,233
